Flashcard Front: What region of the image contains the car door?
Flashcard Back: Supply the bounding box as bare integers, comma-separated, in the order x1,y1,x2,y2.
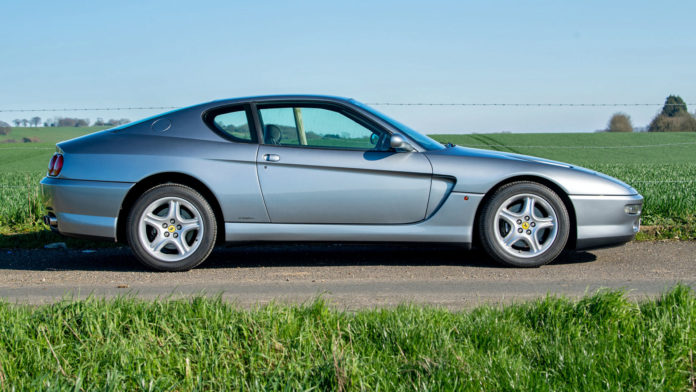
255,104,432,224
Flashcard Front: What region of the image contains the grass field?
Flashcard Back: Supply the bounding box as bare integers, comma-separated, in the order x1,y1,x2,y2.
0,126,106,172
0,127,107,236
0,128,694,245
0,286,694,390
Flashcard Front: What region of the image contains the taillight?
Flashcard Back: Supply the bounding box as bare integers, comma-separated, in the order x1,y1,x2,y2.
48,153,63,176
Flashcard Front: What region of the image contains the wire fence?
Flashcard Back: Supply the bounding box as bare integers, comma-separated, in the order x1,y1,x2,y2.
0,106,179,113
367,102,696,107
1,102,695,113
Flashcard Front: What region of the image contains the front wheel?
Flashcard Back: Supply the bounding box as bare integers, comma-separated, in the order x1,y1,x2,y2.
127,184,217,271
478,181,570,267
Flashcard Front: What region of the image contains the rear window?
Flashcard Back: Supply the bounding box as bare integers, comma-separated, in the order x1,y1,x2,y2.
206,106,256,143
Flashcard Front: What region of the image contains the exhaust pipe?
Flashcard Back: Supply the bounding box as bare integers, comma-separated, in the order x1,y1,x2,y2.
43,215,57,227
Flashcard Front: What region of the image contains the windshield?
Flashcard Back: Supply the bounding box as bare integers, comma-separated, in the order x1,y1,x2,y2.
351,100,445,151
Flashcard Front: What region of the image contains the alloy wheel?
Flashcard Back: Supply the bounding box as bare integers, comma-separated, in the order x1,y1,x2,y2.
493,193,558,258
137,197,204,262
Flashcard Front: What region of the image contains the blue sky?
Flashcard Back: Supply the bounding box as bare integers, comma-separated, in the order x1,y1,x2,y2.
1,1,694,133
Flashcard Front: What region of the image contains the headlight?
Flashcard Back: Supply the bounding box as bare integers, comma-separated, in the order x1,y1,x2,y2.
624,204,642,215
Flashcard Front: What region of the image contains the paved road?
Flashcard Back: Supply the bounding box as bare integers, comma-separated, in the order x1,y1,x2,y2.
1,241,694,309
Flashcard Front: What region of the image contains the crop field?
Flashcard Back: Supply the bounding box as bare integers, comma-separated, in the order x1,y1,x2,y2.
0,128,694,243
0,127,107,239
0,126,105,172
0,286,694,390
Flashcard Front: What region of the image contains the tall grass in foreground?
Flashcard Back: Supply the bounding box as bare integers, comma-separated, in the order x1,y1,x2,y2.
1,286,694,391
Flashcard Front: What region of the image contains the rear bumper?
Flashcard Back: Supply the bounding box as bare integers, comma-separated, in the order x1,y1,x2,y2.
40,177,133,240
570,194,643,250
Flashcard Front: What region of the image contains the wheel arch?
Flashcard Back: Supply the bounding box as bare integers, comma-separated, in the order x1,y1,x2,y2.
472,175,577,250
116,172,225,245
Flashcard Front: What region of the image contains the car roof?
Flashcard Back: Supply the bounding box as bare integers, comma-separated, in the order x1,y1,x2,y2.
146,95,358,123
201,94,354,108
106,95,358,132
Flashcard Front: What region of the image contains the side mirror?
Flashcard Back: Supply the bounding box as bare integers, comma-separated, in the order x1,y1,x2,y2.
389,135,415,152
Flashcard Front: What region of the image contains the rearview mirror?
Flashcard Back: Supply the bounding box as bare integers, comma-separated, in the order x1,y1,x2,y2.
389,135,415,152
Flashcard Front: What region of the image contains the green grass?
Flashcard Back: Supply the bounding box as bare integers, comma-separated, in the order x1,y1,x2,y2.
430,132,696,165
0,126,105,145
0,286,694,390
0,127,110,247
0,128,694,247
0,127,106,172
0,127,105,229
0,172,44,227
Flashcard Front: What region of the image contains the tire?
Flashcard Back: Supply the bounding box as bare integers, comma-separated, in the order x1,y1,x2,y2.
478,181,570,267
126,183,217,271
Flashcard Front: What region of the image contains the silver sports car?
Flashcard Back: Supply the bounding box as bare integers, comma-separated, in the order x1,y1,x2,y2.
41,95,642,271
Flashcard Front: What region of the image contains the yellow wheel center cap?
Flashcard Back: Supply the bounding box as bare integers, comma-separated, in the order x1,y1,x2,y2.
168,225,176,233
521,222,530,230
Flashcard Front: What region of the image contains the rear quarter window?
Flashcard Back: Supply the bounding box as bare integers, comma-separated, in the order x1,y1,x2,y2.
204,106,257,143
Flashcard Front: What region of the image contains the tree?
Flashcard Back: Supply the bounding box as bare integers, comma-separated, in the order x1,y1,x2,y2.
660,95,687,117
607,113,633,132
104,118,130,126
20,119,29,127
12,119,21,127
57,117,76,127
31,116,41,127
649,95,696,132
56,117,89,127
0,121,11,136
649,113,696,132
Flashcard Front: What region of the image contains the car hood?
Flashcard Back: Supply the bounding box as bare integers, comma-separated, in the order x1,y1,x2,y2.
426,146,638,196
435,146,574,167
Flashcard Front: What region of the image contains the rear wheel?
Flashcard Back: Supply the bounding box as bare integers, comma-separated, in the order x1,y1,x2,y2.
127,184,217,271
478,181,569,267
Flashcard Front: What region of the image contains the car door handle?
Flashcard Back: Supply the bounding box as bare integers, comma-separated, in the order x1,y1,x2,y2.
263,154,280,162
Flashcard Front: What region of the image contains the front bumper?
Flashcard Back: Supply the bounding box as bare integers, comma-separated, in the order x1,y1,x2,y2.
570,194,643,250
40,177,133,240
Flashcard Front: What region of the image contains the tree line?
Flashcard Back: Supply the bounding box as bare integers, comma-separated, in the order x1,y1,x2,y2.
4,96,696,133
607,95,696,132
10,117,131,128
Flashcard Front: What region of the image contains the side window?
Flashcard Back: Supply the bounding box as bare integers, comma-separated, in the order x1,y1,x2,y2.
212,109,253,142
257,108,299,145
258,106,383,150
